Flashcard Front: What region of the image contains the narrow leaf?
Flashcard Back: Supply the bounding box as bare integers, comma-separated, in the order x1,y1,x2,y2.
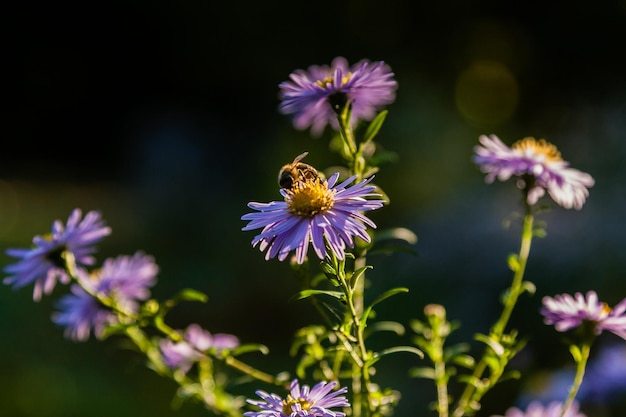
362,287,409,326
375,227,418,245
364,320,406,337
230,343,270,356
289,289,344,302
475,333,505,356
507,253,520,272
409,367,436,379
363,110,388,143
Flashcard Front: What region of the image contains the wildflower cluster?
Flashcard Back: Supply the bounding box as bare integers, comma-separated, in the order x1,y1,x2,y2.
3,55,622,417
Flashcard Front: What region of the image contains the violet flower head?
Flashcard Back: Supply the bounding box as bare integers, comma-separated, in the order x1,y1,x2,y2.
540,290,626,340
52,252,159,341
160,324,240,373
241,173,384,264
279,57,397,136
473,134,594,209
52,284,116,341
3,208,112,300
491,401,586,417
245,379,349,417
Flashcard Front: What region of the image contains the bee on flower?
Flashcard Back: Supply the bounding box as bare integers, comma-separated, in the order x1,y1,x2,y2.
241,155,385,264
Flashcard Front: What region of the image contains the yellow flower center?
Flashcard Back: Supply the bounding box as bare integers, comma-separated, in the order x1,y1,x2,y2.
601,303,612,315
315,72,353,89
512,137,562,162
282,395,314,415
287,178,335,217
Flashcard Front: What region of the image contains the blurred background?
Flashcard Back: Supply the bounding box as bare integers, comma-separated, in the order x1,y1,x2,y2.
2,0,626,416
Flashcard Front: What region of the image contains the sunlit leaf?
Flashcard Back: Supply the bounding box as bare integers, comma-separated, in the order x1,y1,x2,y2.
289,289,344,302
409,367,436,379
363,110,388,143
230,343,270,356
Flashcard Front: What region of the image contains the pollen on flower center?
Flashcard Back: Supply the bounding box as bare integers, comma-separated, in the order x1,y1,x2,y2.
512,137,562,162
282,395,314,415
287,179,335,217
315,73,353,89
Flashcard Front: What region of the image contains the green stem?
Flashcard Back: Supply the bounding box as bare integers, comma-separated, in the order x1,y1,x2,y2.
433,351,449,417
337,255,374,417
452,208,535,417
560,343,591,417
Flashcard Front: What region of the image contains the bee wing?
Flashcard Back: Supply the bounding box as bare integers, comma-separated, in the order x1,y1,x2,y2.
292,151,309,164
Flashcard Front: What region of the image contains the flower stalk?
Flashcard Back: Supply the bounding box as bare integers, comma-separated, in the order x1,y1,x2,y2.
452,204,535,417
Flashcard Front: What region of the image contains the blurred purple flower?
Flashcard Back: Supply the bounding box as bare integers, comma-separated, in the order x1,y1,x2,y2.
245,379,349,417
491,401,586,417
3,208,111,300
540,290,626,339
473,135,594,209
242,173,384,264
279,56,397,136
52,252,158,341
160,324,240,373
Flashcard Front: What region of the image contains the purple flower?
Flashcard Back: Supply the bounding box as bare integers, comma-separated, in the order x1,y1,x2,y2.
52,252,158,341
491,401,586,417
473,135,594,209
3,208,112,300
540,291,626,339
245,379,349,417
159,324,240,373
241,173,384,264
279,57,398,136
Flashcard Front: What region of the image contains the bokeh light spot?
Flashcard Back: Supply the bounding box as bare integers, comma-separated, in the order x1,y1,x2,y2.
455,60,519,127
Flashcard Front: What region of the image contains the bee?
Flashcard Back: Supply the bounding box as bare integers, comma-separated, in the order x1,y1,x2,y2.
278,151,324,190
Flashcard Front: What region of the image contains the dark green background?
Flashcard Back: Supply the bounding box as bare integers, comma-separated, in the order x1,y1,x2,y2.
2,1,626,416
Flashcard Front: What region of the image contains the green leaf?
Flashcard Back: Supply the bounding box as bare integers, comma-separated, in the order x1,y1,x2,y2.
289,289,344,302
364,320,406,337
521,281,536,295
362,287,409,326
367,346,424,366
451,354,476,369
442,343,471,362
350,265,373,291
569,344,582,362
363,110,388,143
409,367,436,379
367,245,418,257
164,288,208,307
507,253,520,272
230,343,270,356
378,345,424,359
500,370,522,382
374,227,418,245
409,319,428,334
475,333,505,356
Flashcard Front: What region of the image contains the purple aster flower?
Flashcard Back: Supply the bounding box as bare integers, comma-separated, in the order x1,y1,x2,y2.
52,251,158,341
244,379,349,417
3,208,112,300
279,57,398,136
473,135,594,209
159,324,240,373
52,284,116,341
241,173,384,264
540,291,626,340
491,401,586,417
